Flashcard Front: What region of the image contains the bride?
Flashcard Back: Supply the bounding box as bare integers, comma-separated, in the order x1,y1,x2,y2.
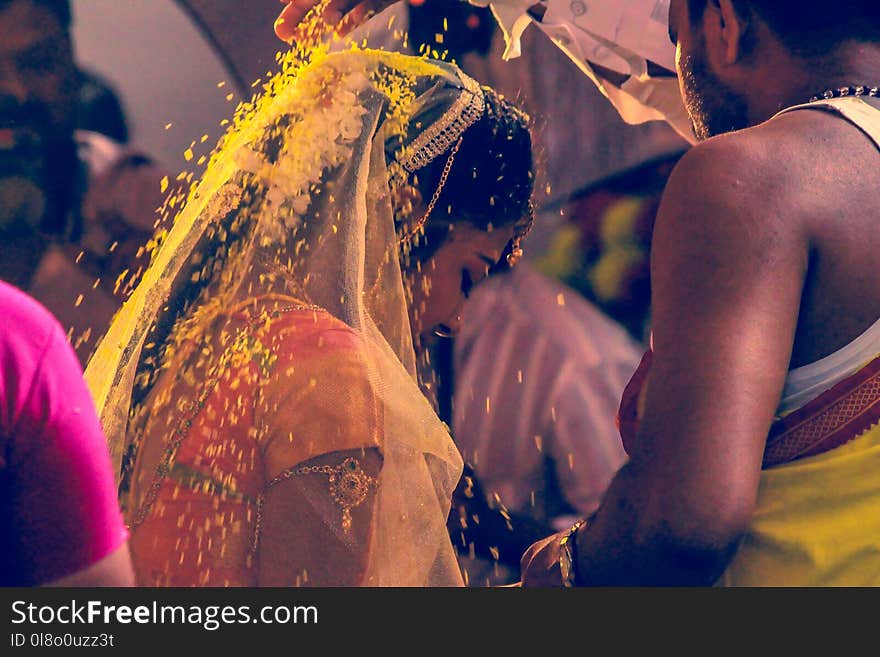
84,47,534,586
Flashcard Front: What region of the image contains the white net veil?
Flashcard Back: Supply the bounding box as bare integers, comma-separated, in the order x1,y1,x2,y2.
83,49,492,586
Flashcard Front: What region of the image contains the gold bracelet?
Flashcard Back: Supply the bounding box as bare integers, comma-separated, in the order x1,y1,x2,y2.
559,519,586,587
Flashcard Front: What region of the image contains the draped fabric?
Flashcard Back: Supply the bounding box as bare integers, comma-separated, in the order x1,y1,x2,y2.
84,48,483,586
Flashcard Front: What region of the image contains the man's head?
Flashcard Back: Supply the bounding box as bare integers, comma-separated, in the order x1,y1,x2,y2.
0,0,76,141
669,0,880,140
0,0,77,286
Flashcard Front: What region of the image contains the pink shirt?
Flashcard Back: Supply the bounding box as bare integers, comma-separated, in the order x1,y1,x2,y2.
0,281,127,585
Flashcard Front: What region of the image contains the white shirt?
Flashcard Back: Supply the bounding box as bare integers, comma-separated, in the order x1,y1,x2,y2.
469,0,697,143
453,264,639,525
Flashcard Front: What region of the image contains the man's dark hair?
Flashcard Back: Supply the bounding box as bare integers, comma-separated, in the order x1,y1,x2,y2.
0,0,71,28
687,0,880,56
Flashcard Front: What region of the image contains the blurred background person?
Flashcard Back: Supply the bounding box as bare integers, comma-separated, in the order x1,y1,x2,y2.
0,0,168,365
444,151,685,585
449,259,640,585
76,67,130,145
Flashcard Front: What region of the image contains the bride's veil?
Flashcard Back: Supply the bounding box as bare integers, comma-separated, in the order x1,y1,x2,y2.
84,48,488,585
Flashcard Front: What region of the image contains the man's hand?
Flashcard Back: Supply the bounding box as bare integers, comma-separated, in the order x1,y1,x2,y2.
274,0,395,44
519,532,567,587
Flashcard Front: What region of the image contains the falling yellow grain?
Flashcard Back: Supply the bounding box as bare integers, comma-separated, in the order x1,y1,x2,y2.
517,369,523,384
485,396,490,414
113,270,129,294
226,93,234,101
568,453,574,470
92,278,100,289
75,250,84,264
74,294,84,307
557,293,566,306
184,148,194,161
534,435,543,452
160,176,169,193
165,122,173,130
217,81,226,88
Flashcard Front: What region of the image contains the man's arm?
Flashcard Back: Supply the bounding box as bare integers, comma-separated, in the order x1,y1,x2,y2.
523,135,809,585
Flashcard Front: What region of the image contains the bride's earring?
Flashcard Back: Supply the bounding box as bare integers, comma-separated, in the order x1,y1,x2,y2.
506,200,536,267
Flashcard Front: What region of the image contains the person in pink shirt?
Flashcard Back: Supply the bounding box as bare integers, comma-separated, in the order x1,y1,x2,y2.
0,280,132,586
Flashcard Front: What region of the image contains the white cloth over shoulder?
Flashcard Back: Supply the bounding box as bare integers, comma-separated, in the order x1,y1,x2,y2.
470,0,696,143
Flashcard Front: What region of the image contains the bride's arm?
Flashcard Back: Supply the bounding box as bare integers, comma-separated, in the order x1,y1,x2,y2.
255,448,382,587
254,323,384,586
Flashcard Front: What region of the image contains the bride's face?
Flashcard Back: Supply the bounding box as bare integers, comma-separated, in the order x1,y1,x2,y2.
407,221,515,340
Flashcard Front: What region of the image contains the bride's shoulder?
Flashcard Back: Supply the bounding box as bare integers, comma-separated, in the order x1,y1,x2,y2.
250,298,383,460
231,295,355,341
259,306,363,358
232,294,369,378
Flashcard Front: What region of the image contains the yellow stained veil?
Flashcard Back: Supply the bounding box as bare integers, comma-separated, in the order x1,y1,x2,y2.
84,48,488,586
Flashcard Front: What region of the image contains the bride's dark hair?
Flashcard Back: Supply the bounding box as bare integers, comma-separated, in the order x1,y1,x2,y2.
403,88,534,259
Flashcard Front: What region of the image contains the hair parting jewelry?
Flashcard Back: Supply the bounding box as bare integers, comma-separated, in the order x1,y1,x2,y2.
398,73,485,173
398,136,463,247
396,73,486,247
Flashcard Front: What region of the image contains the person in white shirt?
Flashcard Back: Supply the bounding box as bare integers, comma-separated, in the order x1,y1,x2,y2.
449,262,639,584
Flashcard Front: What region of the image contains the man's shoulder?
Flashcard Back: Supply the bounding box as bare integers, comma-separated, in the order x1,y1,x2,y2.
668,127,780,193
659,126,803,237
671,107,852,198
651,125,812,299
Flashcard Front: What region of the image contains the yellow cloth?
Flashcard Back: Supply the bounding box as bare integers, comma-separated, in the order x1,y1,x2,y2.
720,417,880,586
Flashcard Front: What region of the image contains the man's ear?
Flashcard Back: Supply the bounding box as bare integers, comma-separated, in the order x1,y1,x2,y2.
714,0,750,65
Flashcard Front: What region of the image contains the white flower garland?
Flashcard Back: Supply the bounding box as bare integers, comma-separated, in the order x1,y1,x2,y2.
231,58,372,245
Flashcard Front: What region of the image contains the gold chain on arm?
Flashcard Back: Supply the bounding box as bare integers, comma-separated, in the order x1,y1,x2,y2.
251,456,378,555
